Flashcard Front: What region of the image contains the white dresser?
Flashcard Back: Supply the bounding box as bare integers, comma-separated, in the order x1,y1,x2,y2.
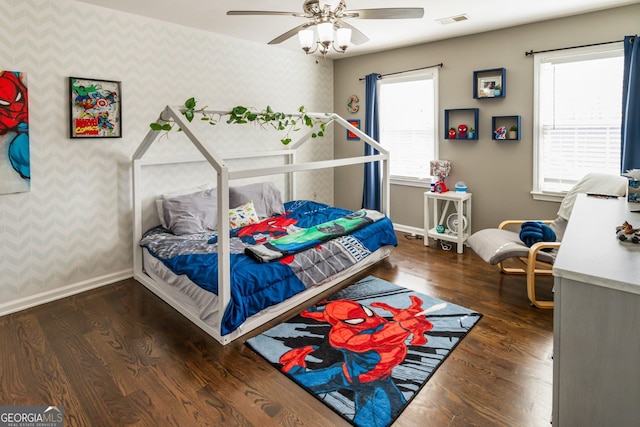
552,194,640,426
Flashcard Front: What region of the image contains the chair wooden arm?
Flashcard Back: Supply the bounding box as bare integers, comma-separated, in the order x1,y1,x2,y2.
498,219,554,230
525,241,561,309
493,223,559,309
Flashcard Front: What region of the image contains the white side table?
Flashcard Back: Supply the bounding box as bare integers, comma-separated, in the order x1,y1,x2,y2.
423,191,472,254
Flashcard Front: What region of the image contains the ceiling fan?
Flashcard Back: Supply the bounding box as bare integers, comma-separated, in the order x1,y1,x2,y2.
227,0,424,55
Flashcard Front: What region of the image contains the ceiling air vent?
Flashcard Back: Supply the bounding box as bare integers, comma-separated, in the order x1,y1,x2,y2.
437,14,469,25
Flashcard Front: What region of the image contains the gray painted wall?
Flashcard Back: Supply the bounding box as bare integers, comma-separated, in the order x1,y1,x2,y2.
333,4,640,233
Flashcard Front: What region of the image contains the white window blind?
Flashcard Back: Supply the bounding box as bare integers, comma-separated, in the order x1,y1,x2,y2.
378,70,438,184
534,45,623,194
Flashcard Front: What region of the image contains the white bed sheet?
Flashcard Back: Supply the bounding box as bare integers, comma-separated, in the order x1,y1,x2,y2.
143,248,219,325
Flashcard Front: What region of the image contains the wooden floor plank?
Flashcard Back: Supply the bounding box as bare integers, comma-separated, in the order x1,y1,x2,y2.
35,303,141,425
1,232,554,426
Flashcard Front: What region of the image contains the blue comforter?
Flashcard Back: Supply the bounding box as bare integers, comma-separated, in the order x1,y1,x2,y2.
140,201,398,335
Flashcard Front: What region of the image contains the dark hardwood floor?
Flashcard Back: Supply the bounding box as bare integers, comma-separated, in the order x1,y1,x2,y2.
0,232,554,426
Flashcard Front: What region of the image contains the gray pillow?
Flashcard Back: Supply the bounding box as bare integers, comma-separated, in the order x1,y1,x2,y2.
229,182,285,218
155,184,211,228
162,188,217,235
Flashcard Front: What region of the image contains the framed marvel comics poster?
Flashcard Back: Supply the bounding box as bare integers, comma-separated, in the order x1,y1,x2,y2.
69,77,121,138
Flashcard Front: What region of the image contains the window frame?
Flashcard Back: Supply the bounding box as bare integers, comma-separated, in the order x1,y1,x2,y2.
377,68,439,188
532,43,623,201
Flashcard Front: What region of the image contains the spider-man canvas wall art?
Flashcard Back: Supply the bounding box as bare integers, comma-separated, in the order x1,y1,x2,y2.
0,70,29,194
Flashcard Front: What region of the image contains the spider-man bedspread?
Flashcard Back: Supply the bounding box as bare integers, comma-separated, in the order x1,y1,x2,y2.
140,201,398,335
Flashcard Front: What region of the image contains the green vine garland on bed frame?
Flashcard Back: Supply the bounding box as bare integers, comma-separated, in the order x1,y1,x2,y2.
150,97,329,145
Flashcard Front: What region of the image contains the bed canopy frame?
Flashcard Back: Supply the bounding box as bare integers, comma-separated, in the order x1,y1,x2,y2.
132,104,390,344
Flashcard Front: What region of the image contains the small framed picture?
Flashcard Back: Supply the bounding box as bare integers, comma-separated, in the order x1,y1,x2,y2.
347,119,360,140
478,76,502,98
69,77,122,138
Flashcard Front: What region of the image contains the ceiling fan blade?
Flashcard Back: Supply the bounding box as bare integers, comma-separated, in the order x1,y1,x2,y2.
268,22,315,45
335,20,369,45
227,10,303,17
344,8,424,20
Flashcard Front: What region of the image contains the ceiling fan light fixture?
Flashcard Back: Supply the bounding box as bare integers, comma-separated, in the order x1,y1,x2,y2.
336,27,351,51
229,1,422,58
317,22,334,43
298,23,351,57
298,29,315,51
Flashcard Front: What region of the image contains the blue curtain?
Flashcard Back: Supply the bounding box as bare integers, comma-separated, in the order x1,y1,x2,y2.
362,73,381,210
621,35,640,172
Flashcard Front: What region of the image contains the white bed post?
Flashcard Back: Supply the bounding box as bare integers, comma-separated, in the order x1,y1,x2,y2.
163,105,233,343
216,167,231,343
381,156,390,217
132,108,170,279
132,158,144,278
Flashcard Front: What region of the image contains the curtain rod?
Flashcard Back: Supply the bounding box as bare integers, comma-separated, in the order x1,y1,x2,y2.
358,63,444,81
525,39,625,56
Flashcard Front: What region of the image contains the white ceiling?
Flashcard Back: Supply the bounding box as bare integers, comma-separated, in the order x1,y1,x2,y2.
73,0,638,58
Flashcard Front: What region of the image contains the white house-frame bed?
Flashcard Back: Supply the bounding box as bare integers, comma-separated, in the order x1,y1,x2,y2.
132,105,392,345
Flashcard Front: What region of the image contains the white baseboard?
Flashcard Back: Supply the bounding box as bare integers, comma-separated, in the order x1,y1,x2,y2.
0,269,133,317
393,223,424,237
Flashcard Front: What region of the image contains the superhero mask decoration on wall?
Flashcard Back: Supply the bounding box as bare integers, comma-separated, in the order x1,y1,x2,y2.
457,124,468,139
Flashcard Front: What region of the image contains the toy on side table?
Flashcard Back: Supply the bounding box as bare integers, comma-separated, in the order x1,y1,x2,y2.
430,160,451,193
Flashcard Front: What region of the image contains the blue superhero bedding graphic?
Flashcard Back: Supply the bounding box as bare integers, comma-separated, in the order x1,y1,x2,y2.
245,209,385,262
0,71,29,183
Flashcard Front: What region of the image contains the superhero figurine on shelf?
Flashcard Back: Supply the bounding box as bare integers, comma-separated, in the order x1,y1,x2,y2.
495,126,507,140
457,123,468,139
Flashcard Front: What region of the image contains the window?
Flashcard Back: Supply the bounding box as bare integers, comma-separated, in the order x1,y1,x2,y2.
533,44,623,196
378,69,438,186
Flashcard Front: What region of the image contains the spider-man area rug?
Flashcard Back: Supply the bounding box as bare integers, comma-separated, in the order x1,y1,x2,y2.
245,275,482,427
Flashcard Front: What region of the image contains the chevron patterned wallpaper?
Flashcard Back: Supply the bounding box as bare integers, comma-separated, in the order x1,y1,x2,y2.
0,0,333,313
